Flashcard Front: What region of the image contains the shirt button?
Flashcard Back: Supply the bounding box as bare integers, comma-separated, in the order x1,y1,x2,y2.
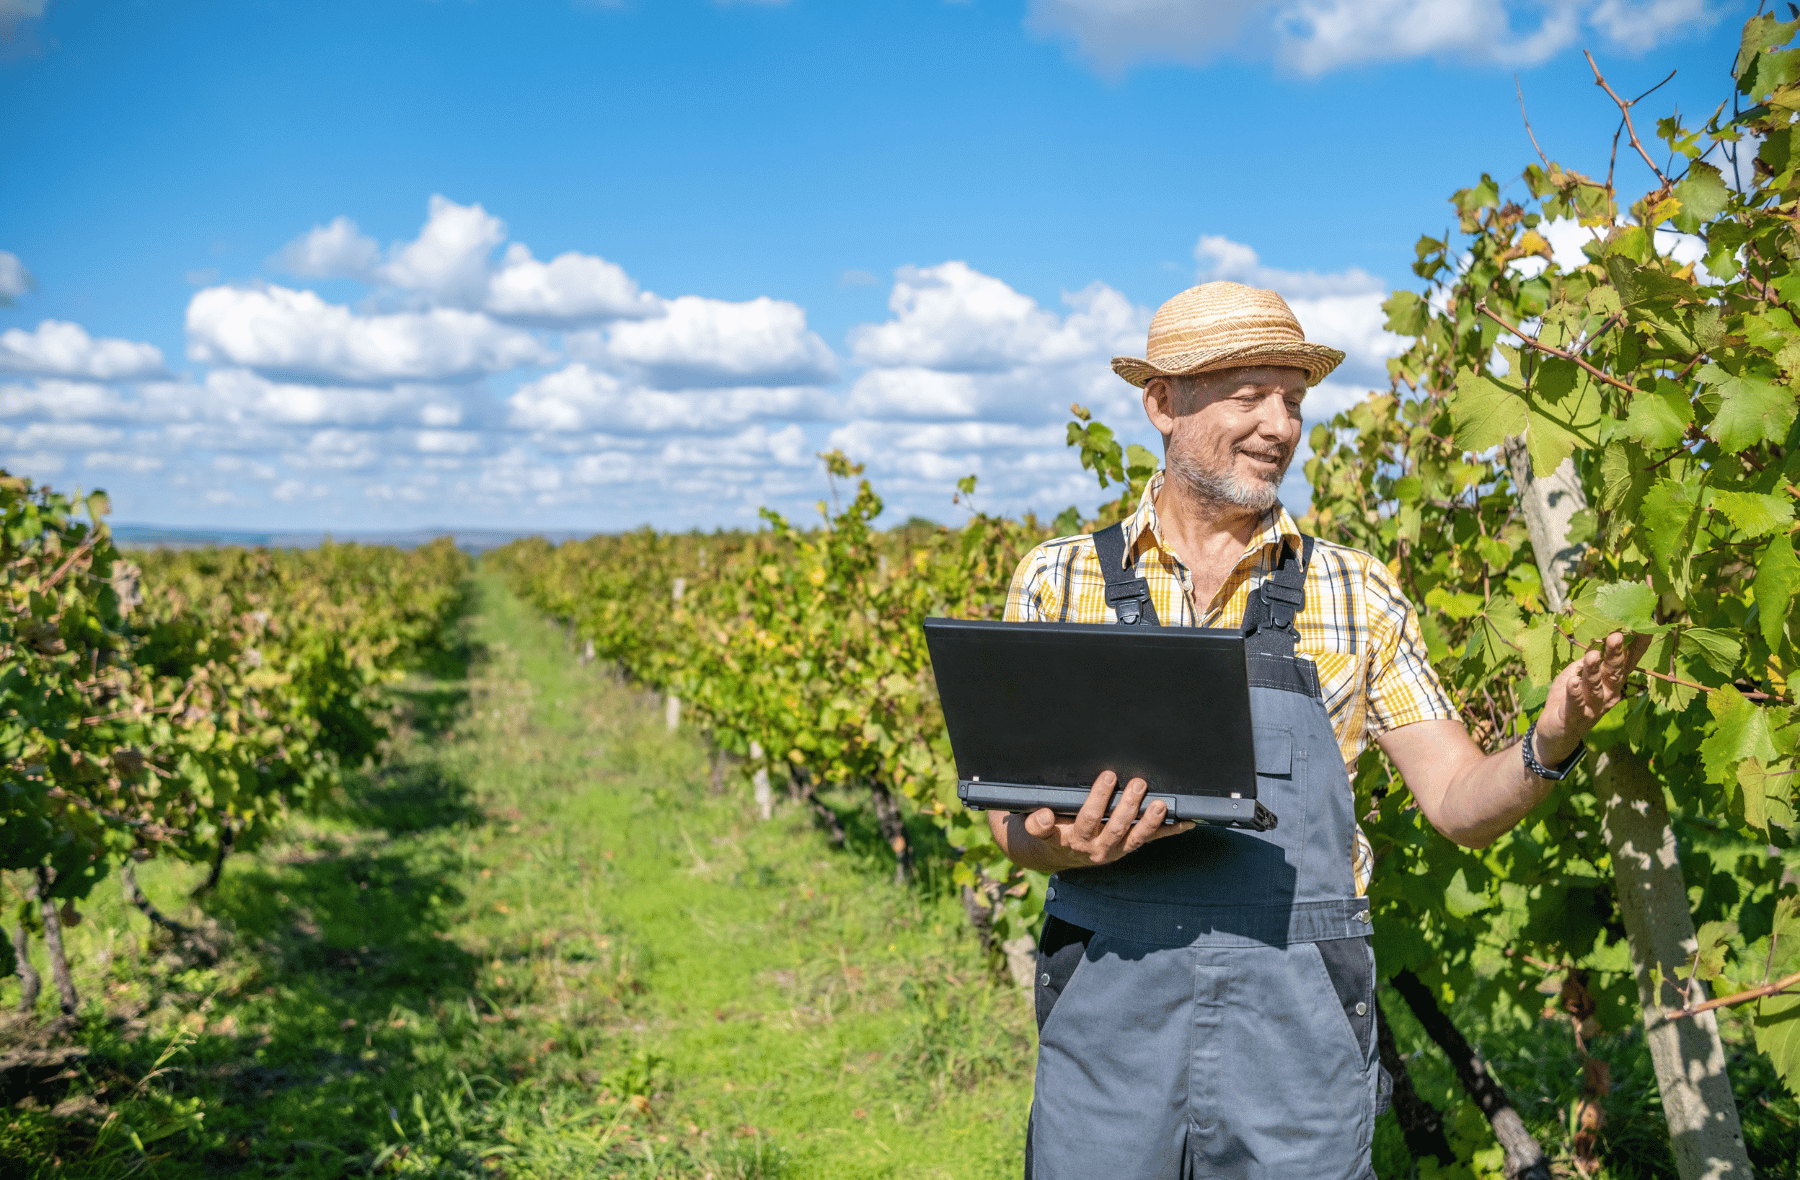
1046,886,1057,902
1040,973,1052,987
1355,1001,1368,1017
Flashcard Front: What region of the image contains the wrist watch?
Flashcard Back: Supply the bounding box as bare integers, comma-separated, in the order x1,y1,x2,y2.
1522,714,1586,781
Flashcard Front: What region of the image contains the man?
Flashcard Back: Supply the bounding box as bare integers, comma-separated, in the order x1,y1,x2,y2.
996,281,1645,1179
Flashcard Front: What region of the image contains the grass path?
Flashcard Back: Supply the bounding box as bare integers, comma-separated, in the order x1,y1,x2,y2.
4,575,1035,1178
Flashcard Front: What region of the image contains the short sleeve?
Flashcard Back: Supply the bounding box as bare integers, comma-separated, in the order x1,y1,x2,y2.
1362,560,1458,735
1005,546,1052,623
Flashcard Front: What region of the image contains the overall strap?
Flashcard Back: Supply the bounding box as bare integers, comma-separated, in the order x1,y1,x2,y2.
1091,523,1162,626
1241,534,1316,638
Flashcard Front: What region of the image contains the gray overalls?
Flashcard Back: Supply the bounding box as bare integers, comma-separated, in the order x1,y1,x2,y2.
1027,526,1390,1180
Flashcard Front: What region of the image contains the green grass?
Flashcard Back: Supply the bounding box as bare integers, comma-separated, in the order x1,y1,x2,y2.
2,575,1033,1178
4,574,1796,1179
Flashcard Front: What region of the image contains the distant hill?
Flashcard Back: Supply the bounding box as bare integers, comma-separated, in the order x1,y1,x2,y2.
109,525,593,554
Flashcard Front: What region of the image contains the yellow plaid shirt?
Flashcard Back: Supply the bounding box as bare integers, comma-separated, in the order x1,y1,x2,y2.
1003,473,1457,896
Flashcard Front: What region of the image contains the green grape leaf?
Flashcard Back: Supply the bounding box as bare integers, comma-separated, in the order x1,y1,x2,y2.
1671,162,1729,234
1519,616,1558,687
1590,581,1661,632
1622,386,1693,450
1680,627,1742,676
1751,989,1800,1094
1444,866,1491,919
1525,372,1602,475
1737,757,1798,834
1689,919,1739,981
1702,365,1797,453
1711,489,1795,539
1701,685,1779,787
1641,478,1705,596
1450,372,1527,454
1755,537,1800,649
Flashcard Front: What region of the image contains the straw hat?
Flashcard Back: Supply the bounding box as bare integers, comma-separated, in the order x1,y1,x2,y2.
1111,281,1345,388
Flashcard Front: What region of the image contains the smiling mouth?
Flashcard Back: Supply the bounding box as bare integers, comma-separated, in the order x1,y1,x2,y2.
1239,450,1288,467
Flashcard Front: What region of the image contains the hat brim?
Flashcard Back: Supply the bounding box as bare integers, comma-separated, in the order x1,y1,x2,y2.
1111,341,1346,389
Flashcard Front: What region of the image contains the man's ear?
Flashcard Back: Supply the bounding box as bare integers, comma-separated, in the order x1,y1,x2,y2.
1143,377,1178,438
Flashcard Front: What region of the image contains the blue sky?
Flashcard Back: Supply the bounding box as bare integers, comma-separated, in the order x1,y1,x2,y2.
0,0,1751,531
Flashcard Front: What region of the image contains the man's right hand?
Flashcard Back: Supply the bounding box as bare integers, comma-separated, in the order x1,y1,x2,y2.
989,770,1197,874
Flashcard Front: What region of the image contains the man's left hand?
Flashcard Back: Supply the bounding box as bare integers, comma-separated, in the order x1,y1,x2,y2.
1532,630,1653,765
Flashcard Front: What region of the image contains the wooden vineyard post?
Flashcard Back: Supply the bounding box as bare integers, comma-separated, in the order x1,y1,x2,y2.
1506,438,1753,1177
749,740,772,821
1594,750,1750,1175
666,577,685,732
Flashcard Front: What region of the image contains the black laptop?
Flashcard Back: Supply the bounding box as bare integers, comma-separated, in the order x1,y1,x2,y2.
922,617,1276,831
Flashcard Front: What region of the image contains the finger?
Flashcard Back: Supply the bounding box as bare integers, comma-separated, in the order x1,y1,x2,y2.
1023,808,1056,839
1147,819,1197,842
1095,777,1149,853
1122,797,1171,854
1072,771,1116,839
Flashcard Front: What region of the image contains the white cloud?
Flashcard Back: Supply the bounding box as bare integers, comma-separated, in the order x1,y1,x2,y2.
1279,0,1582,74
485,242,660,322
850,263,1141,372
0,320,166,380
287,430,382,471
0,379,133,421
1194,235,1384,299
1195,234,1400,387
0,251,30,301
274,197,661,325
1587,0,1716,53
586,295,837,386
1026,0,1273,75
4,450,64,476
185,284,550,383
0,421,122,450
379,195,507,306
508,362,830,434
1027,0,1716,77
271,478,331,502
272,215,382,279
199,368,468,428
84,451,165,474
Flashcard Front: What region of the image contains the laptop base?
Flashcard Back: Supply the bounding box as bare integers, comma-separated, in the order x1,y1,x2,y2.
959,780,1278,832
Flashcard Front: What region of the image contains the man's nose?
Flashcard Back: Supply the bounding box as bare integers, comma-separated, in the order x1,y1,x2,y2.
1253,394,1295,438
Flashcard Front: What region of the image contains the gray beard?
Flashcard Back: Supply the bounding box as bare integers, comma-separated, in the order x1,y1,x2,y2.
1165,448,1286,512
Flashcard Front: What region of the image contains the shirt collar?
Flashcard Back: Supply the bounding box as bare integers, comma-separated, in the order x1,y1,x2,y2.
1116,470,1302,571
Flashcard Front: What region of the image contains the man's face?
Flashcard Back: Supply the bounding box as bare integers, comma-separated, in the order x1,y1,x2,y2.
1148,366,1306,512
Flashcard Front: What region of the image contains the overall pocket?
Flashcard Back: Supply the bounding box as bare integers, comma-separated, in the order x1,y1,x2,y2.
1313,934,1377,1065
1034,915,1092,1034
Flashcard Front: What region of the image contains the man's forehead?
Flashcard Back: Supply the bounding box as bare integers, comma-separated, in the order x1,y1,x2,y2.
1199,365,1309,393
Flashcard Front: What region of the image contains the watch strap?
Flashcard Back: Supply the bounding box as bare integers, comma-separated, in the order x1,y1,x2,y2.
1522,715,1586,781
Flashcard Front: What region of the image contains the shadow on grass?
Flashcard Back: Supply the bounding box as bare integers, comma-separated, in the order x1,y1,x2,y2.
46,766,495,1177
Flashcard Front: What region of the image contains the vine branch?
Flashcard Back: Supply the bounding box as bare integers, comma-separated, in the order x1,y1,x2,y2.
1586,54,1676,187
1476,300,1648,395
1666,968,1800,1020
